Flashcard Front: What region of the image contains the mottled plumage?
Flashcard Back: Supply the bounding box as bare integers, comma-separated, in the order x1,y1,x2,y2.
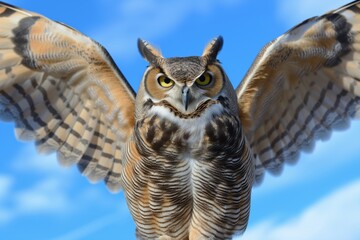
1,1,360,239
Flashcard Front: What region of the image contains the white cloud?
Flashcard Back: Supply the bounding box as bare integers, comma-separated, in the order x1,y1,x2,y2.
0,175,13,199
13,178,70,214
0,142,125,229
0,175,14,223
9,145,74,214
0,145,79,223
52,213,120,240
242,178,360,240
277,0,350,27
90,0,243,58
0,178,71,222
11,145,67,174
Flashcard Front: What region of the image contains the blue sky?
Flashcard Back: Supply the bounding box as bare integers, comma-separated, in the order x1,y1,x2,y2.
0,0,360,239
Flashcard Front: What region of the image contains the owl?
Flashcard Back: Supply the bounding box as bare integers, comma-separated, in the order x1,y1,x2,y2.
1,0,360,239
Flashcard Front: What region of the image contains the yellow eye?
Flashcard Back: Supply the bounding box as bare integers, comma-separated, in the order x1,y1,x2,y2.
157,75,174,88
195,72,213,86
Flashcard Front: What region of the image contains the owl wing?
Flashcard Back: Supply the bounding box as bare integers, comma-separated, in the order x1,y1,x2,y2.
0,3,136,191
236,1,360,184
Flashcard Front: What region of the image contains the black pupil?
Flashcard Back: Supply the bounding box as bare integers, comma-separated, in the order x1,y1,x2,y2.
164,77,171,84
199,75,206,82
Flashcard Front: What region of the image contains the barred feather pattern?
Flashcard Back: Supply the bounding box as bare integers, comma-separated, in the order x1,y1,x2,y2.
0,2,135,191
121,101,254,239
236,1,360,183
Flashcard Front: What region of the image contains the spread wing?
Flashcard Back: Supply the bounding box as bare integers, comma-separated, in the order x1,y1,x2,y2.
0,2,136,191
236,1,360,184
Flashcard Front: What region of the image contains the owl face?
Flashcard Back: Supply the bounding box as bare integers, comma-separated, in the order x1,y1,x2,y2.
136,37,238,119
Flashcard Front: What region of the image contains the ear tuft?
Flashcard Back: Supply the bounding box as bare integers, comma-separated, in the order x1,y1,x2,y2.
137,39,163,66
202,36,223,62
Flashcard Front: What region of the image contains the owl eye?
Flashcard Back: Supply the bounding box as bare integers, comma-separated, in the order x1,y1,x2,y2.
157,75,174,88
195,72,213,86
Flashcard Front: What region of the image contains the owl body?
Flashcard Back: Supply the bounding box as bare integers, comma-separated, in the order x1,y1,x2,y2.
122,54,254,238
123,97,253,239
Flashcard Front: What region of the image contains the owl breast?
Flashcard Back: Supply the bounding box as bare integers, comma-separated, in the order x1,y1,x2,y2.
122,104,254,239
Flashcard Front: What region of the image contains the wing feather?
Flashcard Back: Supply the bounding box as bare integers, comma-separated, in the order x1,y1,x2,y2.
237,1,360,184
0,2,136,191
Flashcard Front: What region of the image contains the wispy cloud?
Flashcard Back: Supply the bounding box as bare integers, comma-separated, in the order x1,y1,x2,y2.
0,144,100,224
0,146,73,223
0,175,13,199
13,177,70,214
52,213,120,240
90,0,243,58
243,178,360,240
11,146,68,173
0,175,14,222
277,0,350,27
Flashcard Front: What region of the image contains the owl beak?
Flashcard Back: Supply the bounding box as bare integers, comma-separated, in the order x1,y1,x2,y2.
182,86,190,111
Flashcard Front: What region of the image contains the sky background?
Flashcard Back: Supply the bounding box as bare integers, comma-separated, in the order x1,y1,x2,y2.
0,0,360,239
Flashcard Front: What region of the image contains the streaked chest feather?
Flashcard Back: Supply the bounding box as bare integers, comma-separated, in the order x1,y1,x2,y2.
136,105,241,163
131,108,242,198
122,106,248,238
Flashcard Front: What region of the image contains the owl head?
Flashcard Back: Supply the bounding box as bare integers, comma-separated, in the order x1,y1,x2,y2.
135,36,238,120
